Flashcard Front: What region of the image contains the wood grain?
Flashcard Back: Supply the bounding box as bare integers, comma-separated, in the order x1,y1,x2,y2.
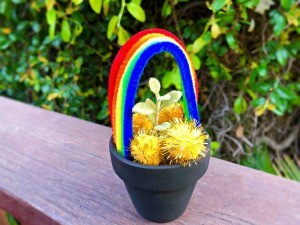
0,96,299,225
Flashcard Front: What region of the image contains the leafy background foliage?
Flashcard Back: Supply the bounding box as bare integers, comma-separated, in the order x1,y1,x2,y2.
0,0,299,223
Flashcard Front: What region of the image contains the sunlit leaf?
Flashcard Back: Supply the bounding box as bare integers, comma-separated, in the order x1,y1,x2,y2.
190,54,201,70
72,0,84,5
74,24,83,37
211,141,220,150
267,103,276,111
255,104,266,116
234,96,247,114
280,0,295,10
89,0,102,14
192,37,206,54
45,0,55,10
211,22,221,38
117,26,130,46
107,15,118,39
49,23,55,40
61,19,71,42
162,69,181,90
47,92,61,101
46,8,56,25
103,0,110,16
132,0,142,5
127,2,146,22
211,0,226,12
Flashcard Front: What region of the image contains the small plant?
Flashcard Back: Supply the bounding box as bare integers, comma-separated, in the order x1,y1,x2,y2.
131,78,209,166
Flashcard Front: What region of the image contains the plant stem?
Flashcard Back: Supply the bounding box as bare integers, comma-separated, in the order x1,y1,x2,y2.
155,101,161,126
117,0,126,28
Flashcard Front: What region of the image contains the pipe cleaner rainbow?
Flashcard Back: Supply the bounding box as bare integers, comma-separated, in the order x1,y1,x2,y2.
108,28,200,159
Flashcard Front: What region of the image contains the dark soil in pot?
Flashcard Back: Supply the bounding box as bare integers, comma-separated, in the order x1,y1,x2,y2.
109,137,210,223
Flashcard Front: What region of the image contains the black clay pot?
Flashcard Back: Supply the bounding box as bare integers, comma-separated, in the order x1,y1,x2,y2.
109,137,210,223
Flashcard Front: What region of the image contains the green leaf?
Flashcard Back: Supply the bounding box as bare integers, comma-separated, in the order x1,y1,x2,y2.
162,69,181,90
256,82,272,94
47,92,61,101
280,0,295,10
276,47,289,66
117,26,130,46
74,24,83,37
49,23,55,40
61,19,71,42
269,10,286,36
46,8,56,25
103,0,110,16
257,66,267,77
211,22,221,39
72,0,84,5
132,0,141,5
89,0,102,14
270,91,280,104
161,1,171,17
234,96,247,114
45,0,55,10
211,0,227,12
251,97,266,107
6,213,19,225
211,141,220,150
270,91,288,115
127,2,146,22
192,37,206,54
107,15,118,39
275,86,296,100
226,33,237,50
190,54,201,70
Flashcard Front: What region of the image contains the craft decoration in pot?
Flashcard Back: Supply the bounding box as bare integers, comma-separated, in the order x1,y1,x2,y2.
108,28,210,223
108,28,200,159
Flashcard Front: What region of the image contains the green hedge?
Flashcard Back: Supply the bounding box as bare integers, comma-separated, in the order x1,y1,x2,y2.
1,0,299,177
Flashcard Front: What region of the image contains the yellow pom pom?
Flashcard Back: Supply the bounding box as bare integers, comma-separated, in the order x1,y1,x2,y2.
130,131,163,166
161,118,209,166
132,113,154,133
158,104,184,124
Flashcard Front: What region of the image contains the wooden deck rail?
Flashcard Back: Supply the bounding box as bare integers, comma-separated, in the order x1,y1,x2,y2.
0,96,299,225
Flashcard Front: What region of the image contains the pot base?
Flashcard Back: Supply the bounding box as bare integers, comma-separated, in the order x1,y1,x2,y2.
125,182,196,223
